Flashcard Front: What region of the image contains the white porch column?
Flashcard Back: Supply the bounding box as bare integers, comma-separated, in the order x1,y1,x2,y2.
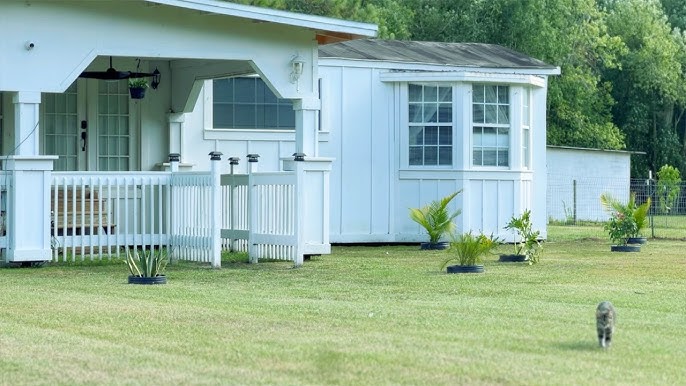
283,156,332,266
12,91,41,156
4,156,58,263
209,151,222,268
293,97,321,157
168,113,185,161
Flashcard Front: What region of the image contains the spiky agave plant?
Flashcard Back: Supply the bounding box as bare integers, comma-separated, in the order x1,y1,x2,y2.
126,248,169,277
409,191,462,244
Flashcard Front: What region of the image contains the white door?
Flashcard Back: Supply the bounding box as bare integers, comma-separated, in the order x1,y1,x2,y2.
42,79,138,171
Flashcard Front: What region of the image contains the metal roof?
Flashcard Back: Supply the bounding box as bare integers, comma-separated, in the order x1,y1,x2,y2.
319,39,559,72
147,0,377,43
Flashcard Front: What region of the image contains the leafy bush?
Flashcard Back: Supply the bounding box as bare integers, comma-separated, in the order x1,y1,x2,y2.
409,191,462,244
601,192,651,239
504,209,542,264
441,232,498,268
657,165,681,214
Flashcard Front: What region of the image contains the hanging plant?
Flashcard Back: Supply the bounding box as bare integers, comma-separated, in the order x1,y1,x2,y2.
128,78,148,99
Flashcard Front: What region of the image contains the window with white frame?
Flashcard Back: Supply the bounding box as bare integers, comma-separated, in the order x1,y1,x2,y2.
213,77,295,130
522,87,531,169
408,83,453,166
472,84,510,167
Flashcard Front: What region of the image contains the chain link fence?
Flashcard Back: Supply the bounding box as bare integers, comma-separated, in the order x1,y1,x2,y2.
547,174,686,239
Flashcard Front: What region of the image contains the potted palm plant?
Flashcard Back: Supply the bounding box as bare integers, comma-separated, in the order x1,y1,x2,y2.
126,248,169,284
601,193,649,251
409,191,462,250
441,232,498,273
500,209,542,264
128,78,148,99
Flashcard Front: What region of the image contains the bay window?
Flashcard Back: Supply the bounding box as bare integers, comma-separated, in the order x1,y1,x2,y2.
408,83,453,166
472,84,510,167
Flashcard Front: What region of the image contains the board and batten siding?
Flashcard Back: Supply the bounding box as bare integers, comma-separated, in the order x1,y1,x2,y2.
319,65,394,242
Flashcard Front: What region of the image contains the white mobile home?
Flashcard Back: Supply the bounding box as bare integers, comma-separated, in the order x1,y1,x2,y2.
183,39,560,242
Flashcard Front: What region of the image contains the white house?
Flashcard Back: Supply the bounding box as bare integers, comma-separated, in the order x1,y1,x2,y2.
182,39,560,242
0,0,376,266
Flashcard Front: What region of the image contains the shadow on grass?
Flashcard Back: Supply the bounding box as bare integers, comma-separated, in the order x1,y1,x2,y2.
557,340,600,352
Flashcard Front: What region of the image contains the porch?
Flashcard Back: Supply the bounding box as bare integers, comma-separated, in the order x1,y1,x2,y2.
0,153,330,267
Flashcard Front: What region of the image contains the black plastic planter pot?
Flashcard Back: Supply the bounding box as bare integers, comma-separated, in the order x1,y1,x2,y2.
610,245,640,252
129,87,146,99
499,254,527,262
446,265,484,274
128,275,167,285
420,242,449,250
627,237,647,245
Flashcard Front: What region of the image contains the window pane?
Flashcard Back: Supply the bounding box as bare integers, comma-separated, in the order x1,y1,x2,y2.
439,127,452,145
425,86,438,102
473,104,484,123
485,85,497,103
483,127,497,146
409,103,422,123
213,79,233,103
439,87,452,102
498,105,509,124
485,105,498,124
497,128,509,146
424,146,438,165
438,104,452,123
409,146,423,165
235,105,255,127
214,105,233,128
409,126,423,146
473,127,482,146
263,105,277,127
473,150,482,165
483,149,497,165
439,146,452,165
423,104,438,123
234,78,255,103
409,84,422,102
498,149,509,166
473,85,484,103
425,126,438,145
498,86,509,103
278,105,295,128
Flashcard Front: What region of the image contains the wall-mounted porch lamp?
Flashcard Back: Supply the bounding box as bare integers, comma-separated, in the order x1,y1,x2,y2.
290,55,305,87
151,68,161,90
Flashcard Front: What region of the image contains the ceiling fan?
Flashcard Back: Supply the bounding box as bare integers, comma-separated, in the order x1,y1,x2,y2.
79,56,157,81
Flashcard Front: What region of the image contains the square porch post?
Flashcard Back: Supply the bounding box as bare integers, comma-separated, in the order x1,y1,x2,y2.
3,91,57,263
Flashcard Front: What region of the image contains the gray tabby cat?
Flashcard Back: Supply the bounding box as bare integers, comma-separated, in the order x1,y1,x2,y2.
596,301,616,348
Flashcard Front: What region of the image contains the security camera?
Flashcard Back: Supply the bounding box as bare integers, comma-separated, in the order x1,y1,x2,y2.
25,41,35,50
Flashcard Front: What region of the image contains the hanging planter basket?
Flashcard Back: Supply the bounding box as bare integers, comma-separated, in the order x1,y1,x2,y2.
129,87,146,99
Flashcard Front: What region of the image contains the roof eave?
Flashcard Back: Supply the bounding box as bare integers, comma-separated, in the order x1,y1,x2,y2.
146,0,377,40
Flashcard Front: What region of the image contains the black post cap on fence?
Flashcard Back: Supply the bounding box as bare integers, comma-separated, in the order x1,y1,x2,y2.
208,151,223,161
247,154,260,163
293,152,306,162
168,153,181,162
228,156,240,165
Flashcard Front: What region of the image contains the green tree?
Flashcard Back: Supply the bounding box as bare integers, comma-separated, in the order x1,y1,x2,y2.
656,164,682,214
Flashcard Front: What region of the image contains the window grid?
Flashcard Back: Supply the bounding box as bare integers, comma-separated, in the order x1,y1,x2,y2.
43,83,78,171
213,78,295,130
472,84,510,167
97,80,130,171
408,84,453,166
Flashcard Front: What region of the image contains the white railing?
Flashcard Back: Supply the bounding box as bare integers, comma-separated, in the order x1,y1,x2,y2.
51,172,172,262
170,172,214,263
221,171,298,263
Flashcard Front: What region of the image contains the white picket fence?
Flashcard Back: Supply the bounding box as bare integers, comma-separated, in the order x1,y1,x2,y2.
221,171,299,263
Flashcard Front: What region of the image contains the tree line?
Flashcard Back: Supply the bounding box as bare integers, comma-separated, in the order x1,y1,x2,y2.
232,0,686,178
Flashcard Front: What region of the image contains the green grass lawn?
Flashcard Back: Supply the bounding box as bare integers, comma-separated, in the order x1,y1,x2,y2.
1,231,685,385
